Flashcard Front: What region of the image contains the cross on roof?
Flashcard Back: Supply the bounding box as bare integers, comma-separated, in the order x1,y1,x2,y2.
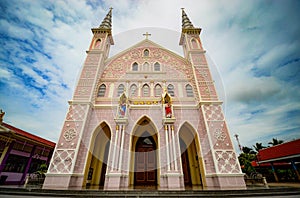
143,32,151,39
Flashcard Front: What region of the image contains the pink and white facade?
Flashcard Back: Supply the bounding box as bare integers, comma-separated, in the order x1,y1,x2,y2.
43,9,246,190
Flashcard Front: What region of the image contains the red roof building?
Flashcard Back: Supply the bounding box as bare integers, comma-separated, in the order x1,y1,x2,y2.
254,139,300,182
0,111,55,185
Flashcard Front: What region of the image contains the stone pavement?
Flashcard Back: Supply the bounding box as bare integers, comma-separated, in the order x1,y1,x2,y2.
0,183,299,197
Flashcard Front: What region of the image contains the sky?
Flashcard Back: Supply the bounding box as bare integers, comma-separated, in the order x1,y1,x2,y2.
0,0,299,152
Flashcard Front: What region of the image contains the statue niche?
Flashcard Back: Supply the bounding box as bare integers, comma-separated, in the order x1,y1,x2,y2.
118,92,128,118
162,92,173,118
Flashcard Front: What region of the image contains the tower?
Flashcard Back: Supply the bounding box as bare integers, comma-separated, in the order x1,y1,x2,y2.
43,9,246,190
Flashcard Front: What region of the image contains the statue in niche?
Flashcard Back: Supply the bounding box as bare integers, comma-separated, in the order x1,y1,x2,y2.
118,92,127,118
162,91,172,118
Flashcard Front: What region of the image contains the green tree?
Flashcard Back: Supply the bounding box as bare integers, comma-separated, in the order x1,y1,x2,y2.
242,146,256,154
268,138,284,146
253,142,266,152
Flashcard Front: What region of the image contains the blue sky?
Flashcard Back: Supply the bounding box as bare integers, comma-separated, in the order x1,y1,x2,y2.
0,0,299,152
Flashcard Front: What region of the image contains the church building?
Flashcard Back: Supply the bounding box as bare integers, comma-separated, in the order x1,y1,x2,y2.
43,9,246,190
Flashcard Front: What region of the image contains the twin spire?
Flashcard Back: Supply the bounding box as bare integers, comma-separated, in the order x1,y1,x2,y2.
97,8,199,37
181,8,194,29
99,8,113,29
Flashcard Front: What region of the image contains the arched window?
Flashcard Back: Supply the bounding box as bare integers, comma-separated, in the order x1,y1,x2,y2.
132,62,138,71
130,84,137,97
98,84,106,97
186,84,194,97
143,62,149,71
117,84,125,96
154,84,162,97
167,84,175,96
142,84,150,97
95,39,101,49
191,39,198,49
154,62,160,71
144,49,149,57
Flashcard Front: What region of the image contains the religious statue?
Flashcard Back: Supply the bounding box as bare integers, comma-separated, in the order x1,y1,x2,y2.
165,101,172,118
118,92,127,118
162,90,172,118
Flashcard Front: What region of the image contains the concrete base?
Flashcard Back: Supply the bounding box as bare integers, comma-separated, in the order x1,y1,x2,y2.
43,174,71,190
205,174,246,190
104,172,122,190
165,173,184,190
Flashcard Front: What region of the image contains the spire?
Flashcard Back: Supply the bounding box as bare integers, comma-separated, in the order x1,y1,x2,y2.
181,8,194,29
92,8,114,44
179,8,201,45
99,8,112,29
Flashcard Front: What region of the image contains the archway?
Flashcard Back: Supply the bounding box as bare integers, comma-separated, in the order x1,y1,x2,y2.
129,117,159,189
84,122,111,189
179,123,204,189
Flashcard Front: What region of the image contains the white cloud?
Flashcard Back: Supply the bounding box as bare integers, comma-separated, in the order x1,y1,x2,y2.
0,0,299,149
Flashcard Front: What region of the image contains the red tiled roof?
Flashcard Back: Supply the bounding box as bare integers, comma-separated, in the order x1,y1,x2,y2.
257,139,300,162
2,122,56,147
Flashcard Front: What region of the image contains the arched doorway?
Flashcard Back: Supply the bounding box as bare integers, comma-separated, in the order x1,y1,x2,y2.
129,117,159,189
179,123,204,189
85,122,111,189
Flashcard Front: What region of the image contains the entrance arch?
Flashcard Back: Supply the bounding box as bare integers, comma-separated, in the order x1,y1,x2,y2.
84,122,111,188
129,116,159,189
179,123,204,189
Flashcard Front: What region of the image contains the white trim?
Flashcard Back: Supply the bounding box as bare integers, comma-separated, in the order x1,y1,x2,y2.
258,154,300,163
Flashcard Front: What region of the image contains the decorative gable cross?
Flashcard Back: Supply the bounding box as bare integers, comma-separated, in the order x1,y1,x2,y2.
143,32,151,39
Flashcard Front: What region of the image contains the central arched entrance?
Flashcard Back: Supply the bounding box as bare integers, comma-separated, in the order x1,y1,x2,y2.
129,116,159,189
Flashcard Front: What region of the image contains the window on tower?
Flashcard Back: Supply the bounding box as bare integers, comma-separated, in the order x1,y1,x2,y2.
95,39,101,49
191,38,198,49
143,84,150,97
143,49,149,57
98,84,106,97
132,62,138,71
130,84,137,97
154,62,160,71
117,84,125,96
186,84,194,97
167,84,175,96
155,84,162,97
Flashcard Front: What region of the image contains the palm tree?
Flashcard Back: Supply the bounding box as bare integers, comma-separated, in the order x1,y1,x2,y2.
253,142,266,152
242,146,256,154
268,138,284,146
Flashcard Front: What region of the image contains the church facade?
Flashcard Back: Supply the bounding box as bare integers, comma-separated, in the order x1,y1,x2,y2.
43,9,246,190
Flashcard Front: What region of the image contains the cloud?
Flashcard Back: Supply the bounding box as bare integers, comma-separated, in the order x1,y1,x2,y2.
0,0,299,151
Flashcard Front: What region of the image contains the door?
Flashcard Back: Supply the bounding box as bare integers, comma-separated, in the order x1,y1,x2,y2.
181,149,192,186
134,137,157,186
180,139,192,186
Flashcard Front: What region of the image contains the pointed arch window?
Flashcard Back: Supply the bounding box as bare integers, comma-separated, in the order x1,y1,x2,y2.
186,84,194,97
154,62,160,71
154,84,162,97
130,84,137,97
98,84,106,97
95,39,101,49
143,49,149,57
142,84,150,97
117,84,125,96
132,62,138,71
143,62,150,71
191,38,198,49
167,84,175,96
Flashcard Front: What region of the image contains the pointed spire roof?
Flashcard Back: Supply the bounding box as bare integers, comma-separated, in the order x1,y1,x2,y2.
181,8,194,29
99,8,112,29
179,8,201,45
92,8,114,45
